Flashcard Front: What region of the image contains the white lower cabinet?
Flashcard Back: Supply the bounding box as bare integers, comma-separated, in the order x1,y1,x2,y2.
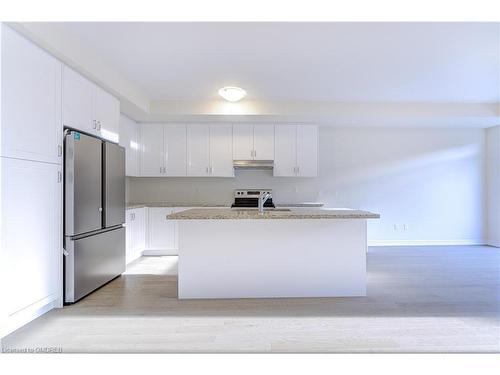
125,206,182,259
0,157,62,337
146,207,178,254
125,207,146,264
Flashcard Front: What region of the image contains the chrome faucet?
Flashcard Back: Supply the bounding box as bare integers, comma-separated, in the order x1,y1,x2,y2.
258,192,272,214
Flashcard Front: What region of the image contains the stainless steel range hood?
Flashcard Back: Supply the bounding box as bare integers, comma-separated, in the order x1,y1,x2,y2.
233,160,274,170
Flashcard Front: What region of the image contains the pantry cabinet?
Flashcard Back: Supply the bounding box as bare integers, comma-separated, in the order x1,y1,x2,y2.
62,66,119,143
0,157,62,336
1,25,63,164
274,125,318,177
233,124,274,160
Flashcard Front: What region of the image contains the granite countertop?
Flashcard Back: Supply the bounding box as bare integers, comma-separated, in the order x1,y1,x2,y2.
126,202,325,210
167,208,380,220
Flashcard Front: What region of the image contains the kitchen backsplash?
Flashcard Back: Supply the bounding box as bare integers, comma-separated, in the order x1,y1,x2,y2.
126,170,322,205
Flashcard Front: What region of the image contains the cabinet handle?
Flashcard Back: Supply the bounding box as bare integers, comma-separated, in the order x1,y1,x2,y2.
296,166,300,175
210,166,213,174
58,145,62,157
254,150,257,158
206,166,209,174
57,171,62,183
98,121,102,131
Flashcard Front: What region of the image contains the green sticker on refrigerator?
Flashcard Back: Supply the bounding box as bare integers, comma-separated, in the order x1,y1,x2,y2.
73,132,81,140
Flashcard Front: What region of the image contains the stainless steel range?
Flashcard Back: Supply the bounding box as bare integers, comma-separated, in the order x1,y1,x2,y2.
231,189,275,209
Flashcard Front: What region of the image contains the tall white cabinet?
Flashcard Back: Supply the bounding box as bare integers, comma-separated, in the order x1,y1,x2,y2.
0,24,63,338
0,24,62,164
274,125,318,177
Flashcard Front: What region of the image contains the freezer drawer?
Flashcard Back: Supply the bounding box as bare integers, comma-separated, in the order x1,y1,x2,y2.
65,131,103,236
64,227,125,303
104,142,125,227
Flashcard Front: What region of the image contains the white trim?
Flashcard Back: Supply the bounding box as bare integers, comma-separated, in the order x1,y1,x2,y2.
486,239,500,248
1,298,56,339
142,249,178,256
368,239,486,247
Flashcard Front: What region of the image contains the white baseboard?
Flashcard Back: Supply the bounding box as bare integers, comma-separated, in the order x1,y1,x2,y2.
142,249,178,256
368,239,486,247
1,298,56,339
486,239,500,248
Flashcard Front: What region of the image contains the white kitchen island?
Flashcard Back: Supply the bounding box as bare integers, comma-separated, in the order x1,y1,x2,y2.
168,208,380,299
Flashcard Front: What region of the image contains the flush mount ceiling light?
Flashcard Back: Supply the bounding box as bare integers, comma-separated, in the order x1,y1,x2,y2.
218,86,247,102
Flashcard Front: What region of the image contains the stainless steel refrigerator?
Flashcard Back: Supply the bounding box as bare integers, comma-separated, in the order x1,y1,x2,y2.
63,129,126,303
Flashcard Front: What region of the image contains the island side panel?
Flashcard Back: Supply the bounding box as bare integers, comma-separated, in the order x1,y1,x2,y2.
177,219,367,299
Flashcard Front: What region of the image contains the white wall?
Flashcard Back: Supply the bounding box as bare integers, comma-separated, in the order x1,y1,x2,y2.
127,127,487,245
486,126,500,247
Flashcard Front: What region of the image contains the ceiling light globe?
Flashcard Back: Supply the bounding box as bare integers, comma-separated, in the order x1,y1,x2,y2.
218,87,247,102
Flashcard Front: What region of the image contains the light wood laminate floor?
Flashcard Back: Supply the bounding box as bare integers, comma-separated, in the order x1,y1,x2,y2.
2,246,499,352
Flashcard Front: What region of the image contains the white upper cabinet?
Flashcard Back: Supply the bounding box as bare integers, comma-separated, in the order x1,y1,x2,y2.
138,123,187,177
232,124,274,161
187,124,210,176
62,66,119,142
94,86,120,143
274,125,297,177
209,124,234,177
296,125,318,177
274,124,318,177
119,114,140,176
253,124,275,160
164,124,187,176
62,66,95,135
232,124,254,160
1,25,62,164
140,123,164,177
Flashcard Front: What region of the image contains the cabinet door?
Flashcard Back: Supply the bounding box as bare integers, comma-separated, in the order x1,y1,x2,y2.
62,66,95,135
94,86,120,143
186,124,210,176
232,124,253,160
140,123,164,176
125,209,135,264
1,26,62,164
119,114,140,176
147,207,176,250
1,157,61,323
209,124,234,177
296,125,318,177
253,124,275,160
273,125,297,177
135,207,147,253
164,124,187,176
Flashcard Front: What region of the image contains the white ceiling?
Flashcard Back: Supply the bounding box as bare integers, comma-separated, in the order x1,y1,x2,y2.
47,22,500,103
